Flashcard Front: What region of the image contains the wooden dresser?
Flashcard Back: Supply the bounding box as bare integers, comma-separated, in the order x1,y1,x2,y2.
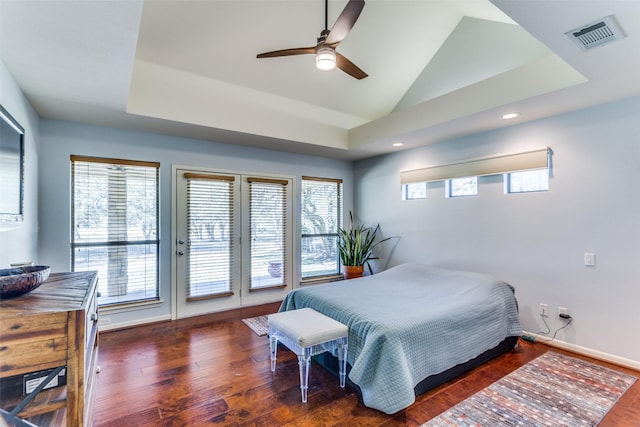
0,271,99,426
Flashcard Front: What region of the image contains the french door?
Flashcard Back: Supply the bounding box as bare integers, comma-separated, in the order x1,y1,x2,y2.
174,167,292,319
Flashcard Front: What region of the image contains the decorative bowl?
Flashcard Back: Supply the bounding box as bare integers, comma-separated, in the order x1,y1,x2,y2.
0,266,51,298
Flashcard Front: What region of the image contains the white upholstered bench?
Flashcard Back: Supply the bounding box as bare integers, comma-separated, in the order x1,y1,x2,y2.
268,308,348,403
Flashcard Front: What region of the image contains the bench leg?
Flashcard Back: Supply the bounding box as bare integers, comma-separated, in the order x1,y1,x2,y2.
298,349,311,403
269,335,278,372
337,341,348,388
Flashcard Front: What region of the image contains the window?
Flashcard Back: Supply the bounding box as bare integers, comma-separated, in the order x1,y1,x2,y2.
248,177,290,290
447,176,478,197
301,177,342,280
506,169,549,193
184,173,236,300
71,156,159,306
402,182,426,200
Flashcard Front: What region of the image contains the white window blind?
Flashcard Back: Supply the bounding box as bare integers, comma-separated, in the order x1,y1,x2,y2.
248,177,289,291
184,173,236,301
301,177,342,279
401,147,550,184
71,156,159,306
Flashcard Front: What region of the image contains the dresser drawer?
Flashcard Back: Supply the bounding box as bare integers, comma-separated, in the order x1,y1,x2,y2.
0,312,69,376
85,289,98,352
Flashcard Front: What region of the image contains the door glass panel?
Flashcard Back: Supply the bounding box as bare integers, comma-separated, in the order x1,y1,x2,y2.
185,174,235,300
248,178,288,290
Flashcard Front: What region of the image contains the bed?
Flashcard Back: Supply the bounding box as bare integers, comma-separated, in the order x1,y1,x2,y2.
278,262,522,414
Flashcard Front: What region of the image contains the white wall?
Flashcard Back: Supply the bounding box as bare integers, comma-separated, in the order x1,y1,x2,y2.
0,62,40,267
354,96,640,365
38,119,353,327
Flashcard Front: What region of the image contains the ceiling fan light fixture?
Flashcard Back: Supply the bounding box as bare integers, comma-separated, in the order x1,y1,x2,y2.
316,46,336,71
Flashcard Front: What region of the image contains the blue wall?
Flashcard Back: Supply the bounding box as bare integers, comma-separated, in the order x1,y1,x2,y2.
38,119,354,327
0,63,40,266
354,96,640,365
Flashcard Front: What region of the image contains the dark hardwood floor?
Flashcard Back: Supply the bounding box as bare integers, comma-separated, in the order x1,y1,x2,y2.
94,303,640,426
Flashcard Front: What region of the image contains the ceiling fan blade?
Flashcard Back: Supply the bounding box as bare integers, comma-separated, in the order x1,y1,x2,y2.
325,0,365,45
336,52,367,79
257,47,316,59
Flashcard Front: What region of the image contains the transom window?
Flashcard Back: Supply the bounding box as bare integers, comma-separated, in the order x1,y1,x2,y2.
402,182,427,200
447,177,478,197
506,169,549,193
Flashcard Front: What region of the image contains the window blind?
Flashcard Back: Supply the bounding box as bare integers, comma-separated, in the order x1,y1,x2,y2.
301,177,342,279
184,173,236,301
71,155,159,306
400,147,550,184
248,177,289,290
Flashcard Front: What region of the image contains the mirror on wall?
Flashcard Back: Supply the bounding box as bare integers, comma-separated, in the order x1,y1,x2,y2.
0,105,25,222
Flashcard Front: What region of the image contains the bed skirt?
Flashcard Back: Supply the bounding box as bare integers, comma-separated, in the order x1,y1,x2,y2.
313,335,519,404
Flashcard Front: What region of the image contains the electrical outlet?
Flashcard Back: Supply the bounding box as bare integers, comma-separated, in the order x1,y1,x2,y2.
539,303,549,317
584,252,596,267
558,307,568,316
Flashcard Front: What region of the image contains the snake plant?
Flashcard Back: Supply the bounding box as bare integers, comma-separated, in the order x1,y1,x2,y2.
337,212,390,274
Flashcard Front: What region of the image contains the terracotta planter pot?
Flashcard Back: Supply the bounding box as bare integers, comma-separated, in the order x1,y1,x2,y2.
342,265,364,280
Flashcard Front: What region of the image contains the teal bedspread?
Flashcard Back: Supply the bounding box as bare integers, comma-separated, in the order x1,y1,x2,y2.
279,263,522,414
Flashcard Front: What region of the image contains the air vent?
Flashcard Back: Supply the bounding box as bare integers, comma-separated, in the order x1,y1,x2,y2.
566,15,625,51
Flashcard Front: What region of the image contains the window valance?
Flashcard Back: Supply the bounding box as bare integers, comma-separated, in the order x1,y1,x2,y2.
400,147,550,185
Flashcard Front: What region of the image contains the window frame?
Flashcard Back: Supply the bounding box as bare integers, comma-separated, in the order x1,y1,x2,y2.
446,176,478,198
402,182,427,200
70,155,160,307
183,172,237,301
505,168,550,194
301,176,343,283
247,176,290,292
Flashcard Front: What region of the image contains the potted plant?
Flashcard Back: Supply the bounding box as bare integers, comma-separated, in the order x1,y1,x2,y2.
337,212,391,279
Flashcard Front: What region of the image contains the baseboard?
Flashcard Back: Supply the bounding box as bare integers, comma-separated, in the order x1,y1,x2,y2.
523,331,640,371
99,314,172,332
98,301,280,332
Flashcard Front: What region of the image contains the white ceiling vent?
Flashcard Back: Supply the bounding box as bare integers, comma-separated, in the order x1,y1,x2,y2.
566,15,625,52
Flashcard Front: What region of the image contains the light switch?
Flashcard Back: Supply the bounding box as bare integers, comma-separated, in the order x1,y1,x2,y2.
584,253,596,267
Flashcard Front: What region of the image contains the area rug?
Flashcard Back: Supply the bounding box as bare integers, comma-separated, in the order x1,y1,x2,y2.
423,351,636,427
241,315,269,336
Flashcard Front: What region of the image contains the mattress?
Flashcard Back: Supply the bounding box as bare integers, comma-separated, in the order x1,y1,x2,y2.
279,262,522,413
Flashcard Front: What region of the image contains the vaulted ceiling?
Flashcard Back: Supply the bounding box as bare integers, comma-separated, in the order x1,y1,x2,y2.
1,1,639,160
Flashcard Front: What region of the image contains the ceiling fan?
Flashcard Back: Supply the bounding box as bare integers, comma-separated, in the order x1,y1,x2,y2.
256,0,368,80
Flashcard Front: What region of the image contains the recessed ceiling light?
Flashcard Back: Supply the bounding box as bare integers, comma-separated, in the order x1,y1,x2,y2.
502,113,520,120
392,142,404,147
